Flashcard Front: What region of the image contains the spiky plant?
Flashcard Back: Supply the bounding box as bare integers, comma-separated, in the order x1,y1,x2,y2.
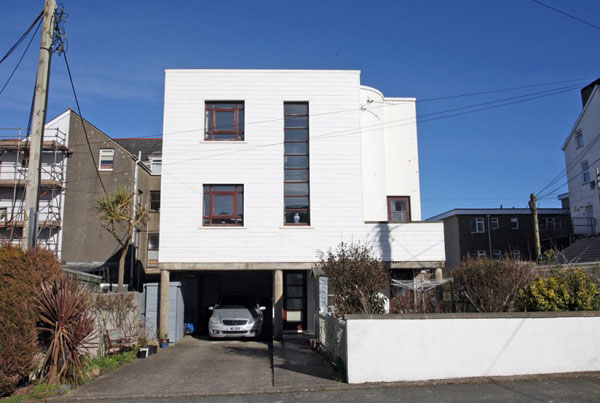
96,186,147,292
36,275,97,385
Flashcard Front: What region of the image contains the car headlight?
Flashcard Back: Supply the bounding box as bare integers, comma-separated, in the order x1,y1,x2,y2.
209,317,221,324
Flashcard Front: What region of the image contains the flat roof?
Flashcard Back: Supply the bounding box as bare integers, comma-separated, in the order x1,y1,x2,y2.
427,208,570,221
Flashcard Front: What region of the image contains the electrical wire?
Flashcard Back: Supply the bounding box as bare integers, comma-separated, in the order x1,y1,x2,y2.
531,0,600,32
62,50,106,193
0,10,43,65
417,75,596,102
0,17,42,96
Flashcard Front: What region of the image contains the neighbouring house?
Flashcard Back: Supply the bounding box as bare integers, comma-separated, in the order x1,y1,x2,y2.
427,207,571,269
114,138,162,275
0,109,155,288
560,78,600,263
158,69,445,338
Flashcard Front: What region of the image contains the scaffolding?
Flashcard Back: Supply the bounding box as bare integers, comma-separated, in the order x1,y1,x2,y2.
0,127,69,255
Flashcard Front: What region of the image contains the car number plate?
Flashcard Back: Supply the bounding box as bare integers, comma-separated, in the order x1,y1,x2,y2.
229,327,241,331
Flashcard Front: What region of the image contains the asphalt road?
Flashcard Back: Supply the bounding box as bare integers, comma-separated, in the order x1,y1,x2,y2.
64,373,600,402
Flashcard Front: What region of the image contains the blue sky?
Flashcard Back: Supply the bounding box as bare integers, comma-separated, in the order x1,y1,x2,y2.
1,0,599,219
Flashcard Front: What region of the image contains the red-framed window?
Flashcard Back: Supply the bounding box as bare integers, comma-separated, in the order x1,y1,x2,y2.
203,185,244,226
205,102,245,140
284,102,310,225
387,196,411,223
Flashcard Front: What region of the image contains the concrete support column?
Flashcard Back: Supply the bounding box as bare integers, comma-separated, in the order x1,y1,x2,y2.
435,268,443,281
159,269,170,340
273,269,283,341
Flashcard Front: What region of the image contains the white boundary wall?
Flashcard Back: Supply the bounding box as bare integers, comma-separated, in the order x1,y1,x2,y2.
344,313,600,384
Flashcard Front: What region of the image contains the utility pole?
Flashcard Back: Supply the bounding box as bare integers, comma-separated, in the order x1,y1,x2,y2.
22,0,57,249
530,193,541,262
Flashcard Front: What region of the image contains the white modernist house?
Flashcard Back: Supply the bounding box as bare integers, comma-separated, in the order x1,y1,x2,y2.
562,79,600,236
159,69,445,337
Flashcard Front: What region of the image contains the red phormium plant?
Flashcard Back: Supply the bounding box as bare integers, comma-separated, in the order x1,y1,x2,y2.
36,275,97,385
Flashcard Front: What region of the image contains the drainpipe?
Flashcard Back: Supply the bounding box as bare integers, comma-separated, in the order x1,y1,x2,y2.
487,214,493,258
130,151,141,290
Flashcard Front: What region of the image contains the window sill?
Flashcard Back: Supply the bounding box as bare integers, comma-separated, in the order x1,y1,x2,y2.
279,225,313,229
200,141,248,144
198,225,246,229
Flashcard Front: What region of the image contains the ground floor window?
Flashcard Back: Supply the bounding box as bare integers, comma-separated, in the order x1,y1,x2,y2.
148,233,159,268
284,271,306,331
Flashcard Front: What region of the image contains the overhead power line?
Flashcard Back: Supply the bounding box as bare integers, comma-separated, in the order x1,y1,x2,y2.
417,76,596,102
0,17,43,96
531,0,600,32
0,10,44,65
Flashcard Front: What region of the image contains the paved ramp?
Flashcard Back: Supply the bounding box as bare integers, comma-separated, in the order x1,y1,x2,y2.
60,335,339,400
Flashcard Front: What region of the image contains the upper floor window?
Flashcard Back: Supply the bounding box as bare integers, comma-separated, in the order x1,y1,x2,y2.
150,191,160,212
205,102,244,141
575,131,584,148
470,217,485,233
99,149,114,171
150,158,162,175
511,217,519,230
387,196,410,223
203,185,244,225
284,102,310,225
490,217,499,230
540,217,560,232
582,160,590,183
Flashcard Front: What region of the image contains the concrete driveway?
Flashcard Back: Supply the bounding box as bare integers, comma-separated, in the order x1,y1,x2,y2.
60,335,340,401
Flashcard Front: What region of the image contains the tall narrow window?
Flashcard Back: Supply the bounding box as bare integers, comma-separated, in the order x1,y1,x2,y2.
284,102,310,225
205,102,245,140
203,185,244,225
470,218,485,233
150,191,160,212
387,196,410,223
582,160,590,183
99,149,114,171
575,131,584,148
147,233,159,268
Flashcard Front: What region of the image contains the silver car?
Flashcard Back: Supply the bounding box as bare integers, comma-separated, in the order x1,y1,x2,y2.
208,294,266,338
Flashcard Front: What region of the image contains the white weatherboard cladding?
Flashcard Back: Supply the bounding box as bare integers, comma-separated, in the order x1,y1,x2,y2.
564,87,600,235
160,70,444,264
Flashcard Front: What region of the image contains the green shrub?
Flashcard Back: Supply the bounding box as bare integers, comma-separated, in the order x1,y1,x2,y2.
520,268,600,311
0,246,61,397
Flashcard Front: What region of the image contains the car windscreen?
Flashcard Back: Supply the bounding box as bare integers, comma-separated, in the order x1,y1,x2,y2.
217,295,258,309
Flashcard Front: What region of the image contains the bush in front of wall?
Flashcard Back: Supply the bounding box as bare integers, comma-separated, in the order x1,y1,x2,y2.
452,257,535,312
317,242,389,316
520,268,600,312
0,246,61,397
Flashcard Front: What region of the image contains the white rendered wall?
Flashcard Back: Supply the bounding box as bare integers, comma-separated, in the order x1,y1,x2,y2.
160,70,444,265
383,98,422,221
359,86,388,221
345,316,600,384
563,87,600,235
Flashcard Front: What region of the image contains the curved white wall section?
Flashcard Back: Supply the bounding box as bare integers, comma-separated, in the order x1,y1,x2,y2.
360,86,388,221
